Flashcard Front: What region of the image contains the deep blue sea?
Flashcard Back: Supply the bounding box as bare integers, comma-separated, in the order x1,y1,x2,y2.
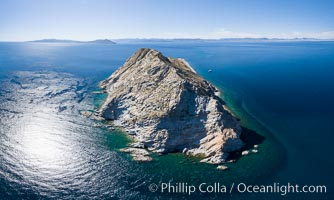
0,41,333,199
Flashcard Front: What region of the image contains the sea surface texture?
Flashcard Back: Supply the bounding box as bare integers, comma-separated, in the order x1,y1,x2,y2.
0,41,333,199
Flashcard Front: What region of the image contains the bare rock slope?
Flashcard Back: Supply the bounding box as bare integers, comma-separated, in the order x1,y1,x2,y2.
99,48,244,164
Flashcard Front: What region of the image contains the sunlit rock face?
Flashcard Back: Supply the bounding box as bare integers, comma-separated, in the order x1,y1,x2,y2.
99,48,244,164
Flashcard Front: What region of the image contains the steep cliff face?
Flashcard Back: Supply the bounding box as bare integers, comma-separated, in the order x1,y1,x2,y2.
99,48,244,164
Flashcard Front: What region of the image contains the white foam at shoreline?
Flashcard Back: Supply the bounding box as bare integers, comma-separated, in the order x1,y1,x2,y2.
178,58,197,74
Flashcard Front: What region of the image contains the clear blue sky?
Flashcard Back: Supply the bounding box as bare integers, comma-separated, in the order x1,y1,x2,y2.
0,0,333,41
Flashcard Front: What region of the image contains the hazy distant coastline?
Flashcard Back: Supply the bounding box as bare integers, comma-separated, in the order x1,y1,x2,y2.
0,38,331,43
113,38,334,44
28,39,116,44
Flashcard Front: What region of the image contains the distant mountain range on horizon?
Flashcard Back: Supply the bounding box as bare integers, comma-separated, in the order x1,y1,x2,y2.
24,38,333,44
29,39,116,44
113,37,333,43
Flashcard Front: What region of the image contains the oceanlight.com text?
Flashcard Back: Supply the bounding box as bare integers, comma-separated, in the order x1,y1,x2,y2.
148,182,327,196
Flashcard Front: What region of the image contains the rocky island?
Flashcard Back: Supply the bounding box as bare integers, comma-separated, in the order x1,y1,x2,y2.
98,48,244,164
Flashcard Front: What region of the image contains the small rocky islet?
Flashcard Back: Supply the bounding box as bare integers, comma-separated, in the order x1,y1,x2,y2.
95,48,257,164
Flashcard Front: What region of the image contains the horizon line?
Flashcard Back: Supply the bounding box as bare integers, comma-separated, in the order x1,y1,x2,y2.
1,37,334,43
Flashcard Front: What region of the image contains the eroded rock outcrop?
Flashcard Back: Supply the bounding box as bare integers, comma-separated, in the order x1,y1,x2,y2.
98,48,244,164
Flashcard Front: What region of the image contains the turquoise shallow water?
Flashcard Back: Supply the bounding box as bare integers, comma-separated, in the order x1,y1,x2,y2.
0,41,333,199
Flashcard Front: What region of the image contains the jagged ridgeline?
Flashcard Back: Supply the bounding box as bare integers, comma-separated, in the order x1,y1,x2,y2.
98,48,244,164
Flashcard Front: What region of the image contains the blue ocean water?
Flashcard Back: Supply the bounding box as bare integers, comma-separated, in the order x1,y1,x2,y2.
0,41,333,199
